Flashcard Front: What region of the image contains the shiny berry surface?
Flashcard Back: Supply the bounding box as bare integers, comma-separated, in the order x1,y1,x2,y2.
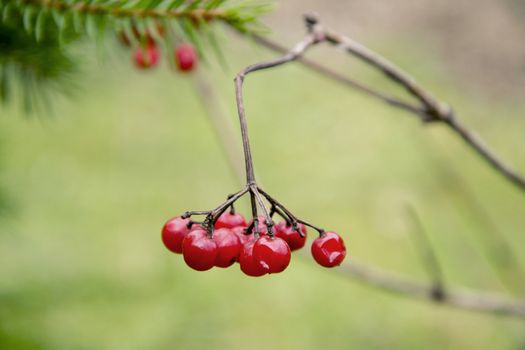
274,221,307,251
311,231,346,267
239,239,268,277
182,228,217,271
133,45,159,69
175,43,197,72
161,216,191,254
213,228,242,268
215,211,247,229
232,226,252,246
247,215,269,235
253,236,291,273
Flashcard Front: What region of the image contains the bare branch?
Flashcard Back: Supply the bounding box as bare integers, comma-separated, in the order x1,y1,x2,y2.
197,16,525,319
340,260,525,319
250,34,427,117
234,31,321,184
240,15,525,192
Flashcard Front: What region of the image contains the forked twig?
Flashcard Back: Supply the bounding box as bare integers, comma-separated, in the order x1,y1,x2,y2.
244,14,525,192
196,14,525,319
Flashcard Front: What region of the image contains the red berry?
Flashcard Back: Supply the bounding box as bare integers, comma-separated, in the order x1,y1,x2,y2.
275,221,307,251
239,239,268,277
161,216,191,254
182,228,217,271
232,226,252,246
175,43,197,72
213,228,242,268
311,231,346,267
247,215,270,235
133,45,159,69
215,211,247,229
253,236,291,273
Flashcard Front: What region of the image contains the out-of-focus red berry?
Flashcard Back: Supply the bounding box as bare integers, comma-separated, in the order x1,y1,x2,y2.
133,45,160,69
174,43,197,72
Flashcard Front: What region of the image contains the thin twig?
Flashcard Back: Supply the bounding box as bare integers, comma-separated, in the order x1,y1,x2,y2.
241,15,525,192
249,34,426,117
340,260,525,319
226,16,525,319
234,30,322,184
405,205,445,300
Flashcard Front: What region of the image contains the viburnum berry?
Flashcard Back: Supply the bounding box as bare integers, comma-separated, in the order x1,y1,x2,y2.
239,239,268,277
213,228,242,268
311,231,346,267
247,215,269,235
161,216,191,254
253,236,291,273
215,211,247,229
232,226,252,246
182,228,218,271
274,221,307,251
174,43,197,72
133,44,160,69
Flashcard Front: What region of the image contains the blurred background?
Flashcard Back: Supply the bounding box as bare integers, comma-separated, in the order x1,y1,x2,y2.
1,0,525,349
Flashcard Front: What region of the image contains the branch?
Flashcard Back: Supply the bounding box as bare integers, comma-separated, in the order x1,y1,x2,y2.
243,15,525,193
341,260,525,319
234,29,321,184
18,0,232,26
219,15,525,319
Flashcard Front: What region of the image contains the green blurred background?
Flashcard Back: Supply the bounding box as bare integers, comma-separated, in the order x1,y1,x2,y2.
1,1,525,349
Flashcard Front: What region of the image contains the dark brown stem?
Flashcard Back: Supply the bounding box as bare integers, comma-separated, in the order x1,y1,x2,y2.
193,74,245,183
257,187,323,235
251,186,274,235
234,31,322,185
249,190,259,235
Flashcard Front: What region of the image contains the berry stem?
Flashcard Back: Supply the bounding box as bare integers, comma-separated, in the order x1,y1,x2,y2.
270,205,291,225
183,210,211,218
252,186,274,236
257,187,323,236
249,190,259,236
181,17,326,244
233,29,323,186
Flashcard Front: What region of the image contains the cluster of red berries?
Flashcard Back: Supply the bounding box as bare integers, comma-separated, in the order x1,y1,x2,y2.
161,211,346,276
118,26,197,72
